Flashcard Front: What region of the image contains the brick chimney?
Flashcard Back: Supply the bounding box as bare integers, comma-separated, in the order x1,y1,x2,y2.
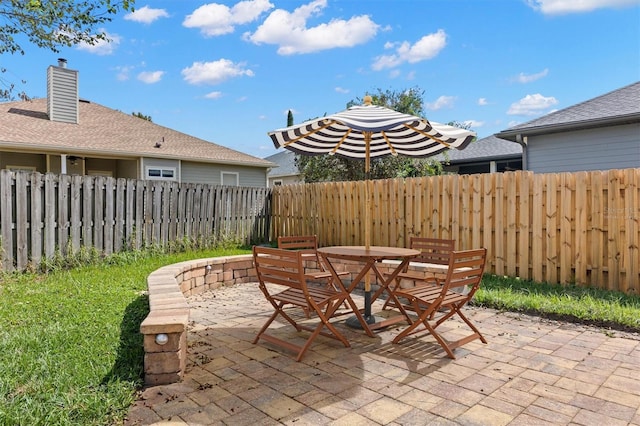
47,58,79,124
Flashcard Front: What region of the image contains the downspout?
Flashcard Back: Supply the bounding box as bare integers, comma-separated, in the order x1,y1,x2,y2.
515,134,528,170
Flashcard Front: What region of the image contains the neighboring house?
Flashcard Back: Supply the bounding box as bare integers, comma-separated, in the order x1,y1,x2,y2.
496,81,640,173
434,135,522,174
0,60,274,187
265,150,302,186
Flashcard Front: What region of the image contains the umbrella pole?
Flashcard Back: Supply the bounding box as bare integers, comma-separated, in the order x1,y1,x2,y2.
364,134,374,322
347,132,376,328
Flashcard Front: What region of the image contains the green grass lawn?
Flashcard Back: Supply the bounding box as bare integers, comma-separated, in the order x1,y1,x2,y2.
1,247,638,425
0,247,247,426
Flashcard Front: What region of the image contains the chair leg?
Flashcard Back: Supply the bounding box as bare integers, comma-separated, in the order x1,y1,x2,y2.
392,299,457,359
253,302,301,345
295,299,350,361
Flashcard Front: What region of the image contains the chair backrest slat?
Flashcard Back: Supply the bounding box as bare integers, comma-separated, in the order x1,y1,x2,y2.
410,237,455,265
278,235,319,253
253,246,306,292
442,248,487,296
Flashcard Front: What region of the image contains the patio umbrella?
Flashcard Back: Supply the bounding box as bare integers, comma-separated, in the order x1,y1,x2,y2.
268,96,476,322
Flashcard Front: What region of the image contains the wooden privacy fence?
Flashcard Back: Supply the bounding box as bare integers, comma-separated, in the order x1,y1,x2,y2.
0,170,271,272
271,169,640,294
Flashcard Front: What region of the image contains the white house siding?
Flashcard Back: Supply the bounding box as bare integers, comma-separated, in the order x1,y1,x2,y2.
527,123,640,173
268,175,302,187
181,161,267,187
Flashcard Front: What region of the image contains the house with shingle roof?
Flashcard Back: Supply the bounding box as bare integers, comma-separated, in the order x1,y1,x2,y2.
434,135,522,174
0,60,274,187
496,81,640,173
265,150,302,187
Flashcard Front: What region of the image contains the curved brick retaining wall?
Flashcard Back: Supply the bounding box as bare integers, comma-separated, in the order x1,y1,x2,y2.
140,254,432,386
140,254,256,386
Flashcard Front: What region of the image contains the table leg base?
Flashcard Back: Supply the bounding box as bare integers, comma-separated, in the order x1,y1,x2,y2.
345,314,378,329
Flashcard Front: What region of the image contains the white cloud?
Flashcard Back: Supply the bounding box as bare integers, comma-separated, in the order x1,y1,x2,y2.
512,68,549,83
76,30,120,55
245,0,378,55
335,87,349,94
137,71,164,84
526,0,639,15
425,95,456,111
125,6,169,24
115,65,134,81
477,98,488,106
372,30,446,70
507,93,558,115
183,0,273,36
205,91,223,99
181,59,255,85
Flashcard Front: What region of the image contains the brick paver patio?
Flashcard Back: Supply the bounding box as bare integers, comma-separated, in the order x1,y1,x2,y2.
126,282,640,425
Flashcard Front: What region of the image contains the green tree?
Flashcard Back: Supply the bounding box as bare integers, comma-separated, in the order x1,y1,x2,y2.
1,0,135,100
296,87,465,183
287,110,294,127
132,111,152,122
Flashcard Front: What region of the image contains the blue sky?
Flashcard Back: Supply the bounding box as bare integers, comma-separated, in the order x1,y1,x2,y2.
4,0,640,159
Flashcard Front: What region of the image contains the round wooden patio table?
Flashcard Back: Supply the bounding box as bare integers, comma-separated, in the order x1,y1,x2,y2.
317,246,420,337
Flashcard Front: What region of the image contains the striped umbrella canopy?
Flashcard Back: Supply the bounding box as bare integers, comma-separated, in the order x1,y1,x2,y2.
268,96,476,173
268,96,476,312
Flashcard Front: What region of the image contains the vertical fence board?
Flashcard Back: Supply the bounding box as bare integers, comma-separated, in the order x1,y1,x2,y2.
114,179,125,252
494,173,505,275
575,172,588,284
545,173,558,283
70,175,82,253
591,172,605,285
471,175,482,251
625,168,639,293
560,173,574,284
83,176,93,249
518,172,531,279
607,170,622,291
30,172,43,267
531,175,544,282
58,174,70,255
44,174,56,259
104,177,114,255
15,172,28,270
482,173,494,270
505,173,517,276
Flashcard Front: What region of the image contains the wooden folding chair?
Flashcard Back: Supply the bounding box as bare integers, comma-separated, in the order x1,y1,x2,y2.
382,237,455,311
392,248,487,359
252,246,350,361
277,235,349,288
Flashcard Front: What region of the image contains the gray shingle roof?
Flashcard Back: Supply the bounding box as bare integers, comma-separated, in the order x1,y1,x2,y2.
265,150,298,177
0,97,273,168
497,81,640,140
435,135,521,163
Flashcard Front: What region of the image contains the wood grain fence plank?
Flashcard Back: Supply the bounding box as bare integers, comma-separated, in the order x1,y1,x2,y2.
30,172,43,267
15,172,28,270
626,168,639,293
575,172,588,285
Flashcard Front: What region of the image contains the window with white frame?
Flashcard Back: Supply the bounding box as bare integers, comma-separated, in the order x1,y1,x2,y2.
146,166,177,181
221,171,239,186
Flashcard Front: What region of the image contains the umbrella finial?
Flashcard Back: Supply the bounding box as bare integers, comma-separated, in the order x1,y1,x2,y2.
363,95,373,106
